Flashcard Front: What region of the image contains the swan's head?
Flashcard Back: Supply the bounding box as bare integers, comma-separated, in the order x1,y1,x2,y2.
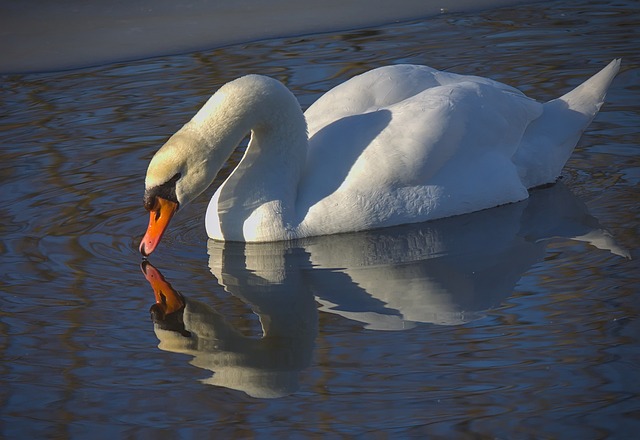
140,127,224,256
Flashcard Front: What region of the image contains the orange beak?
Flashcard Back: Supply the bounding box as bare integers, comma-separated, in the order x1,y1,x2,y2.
139,197,178,256
141,261,185,316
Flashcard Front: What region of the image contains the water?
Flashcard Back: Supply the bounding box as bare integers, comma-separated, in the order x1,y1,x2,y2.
2,0,639,437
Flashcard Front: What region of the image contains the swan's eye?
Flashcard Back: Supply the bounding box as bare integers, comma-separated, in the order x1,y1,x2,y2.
143,196,157,212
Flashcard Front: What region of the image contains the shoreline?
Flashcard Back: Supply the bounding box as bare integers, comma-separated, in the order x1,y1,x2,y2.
1,0,532,74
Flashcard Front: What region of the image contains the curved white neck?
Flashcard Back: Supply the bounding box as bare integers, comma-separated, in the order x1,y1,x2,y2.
196,75,309,241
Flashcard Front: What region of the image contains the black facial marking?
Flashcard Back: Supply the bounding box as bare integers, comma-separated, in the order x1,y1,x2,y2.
150,302,191,337
143,173,181,210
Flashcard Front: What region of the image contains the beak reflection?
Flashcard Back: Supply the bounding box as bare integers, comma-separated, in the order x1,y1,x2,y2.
140,261,190,336
141,261,185,316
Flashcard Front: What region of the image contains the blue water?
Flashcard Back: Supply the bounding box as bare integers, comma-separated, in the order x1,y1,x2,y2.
1,0,639,437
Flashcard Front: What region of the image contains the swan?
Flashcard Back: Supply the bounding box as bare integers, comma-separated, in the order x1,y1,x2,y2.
140,59,621,255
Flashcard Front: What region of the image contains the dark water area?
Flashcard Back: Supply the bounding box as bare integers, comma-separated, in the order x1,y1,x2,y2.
1,0,639,437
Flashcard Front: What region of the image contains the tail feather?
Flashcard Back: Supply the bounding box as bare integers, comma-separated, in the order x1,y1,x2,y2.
514,59,621,189
559,58,621,116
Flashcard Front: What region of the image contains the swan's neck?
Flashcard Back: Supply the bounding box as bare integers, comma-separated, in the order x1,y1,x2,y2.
193,75,308,240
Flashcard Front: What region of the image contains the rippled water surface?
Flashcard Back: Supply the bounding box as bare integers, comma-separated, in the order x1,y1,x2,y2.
2,0,639,438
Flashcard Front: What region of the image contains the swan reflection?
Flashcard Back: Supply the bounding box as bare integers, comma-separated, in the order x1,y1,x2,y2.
142,260,317,398
142,183,627,397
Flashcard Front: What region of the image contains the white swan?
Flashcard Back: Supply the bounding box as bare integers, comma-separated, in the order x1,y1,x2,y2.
140,59,621,255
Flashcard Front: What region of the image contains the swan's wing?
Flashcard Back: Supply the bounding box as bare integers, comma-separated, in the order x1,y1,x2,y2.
305,64,538,138
305,65,442,135
301,65,542,197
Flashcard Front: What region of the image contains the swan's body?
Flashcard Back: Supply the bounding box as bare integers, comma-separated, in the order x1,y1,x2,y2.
140,60,620,253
